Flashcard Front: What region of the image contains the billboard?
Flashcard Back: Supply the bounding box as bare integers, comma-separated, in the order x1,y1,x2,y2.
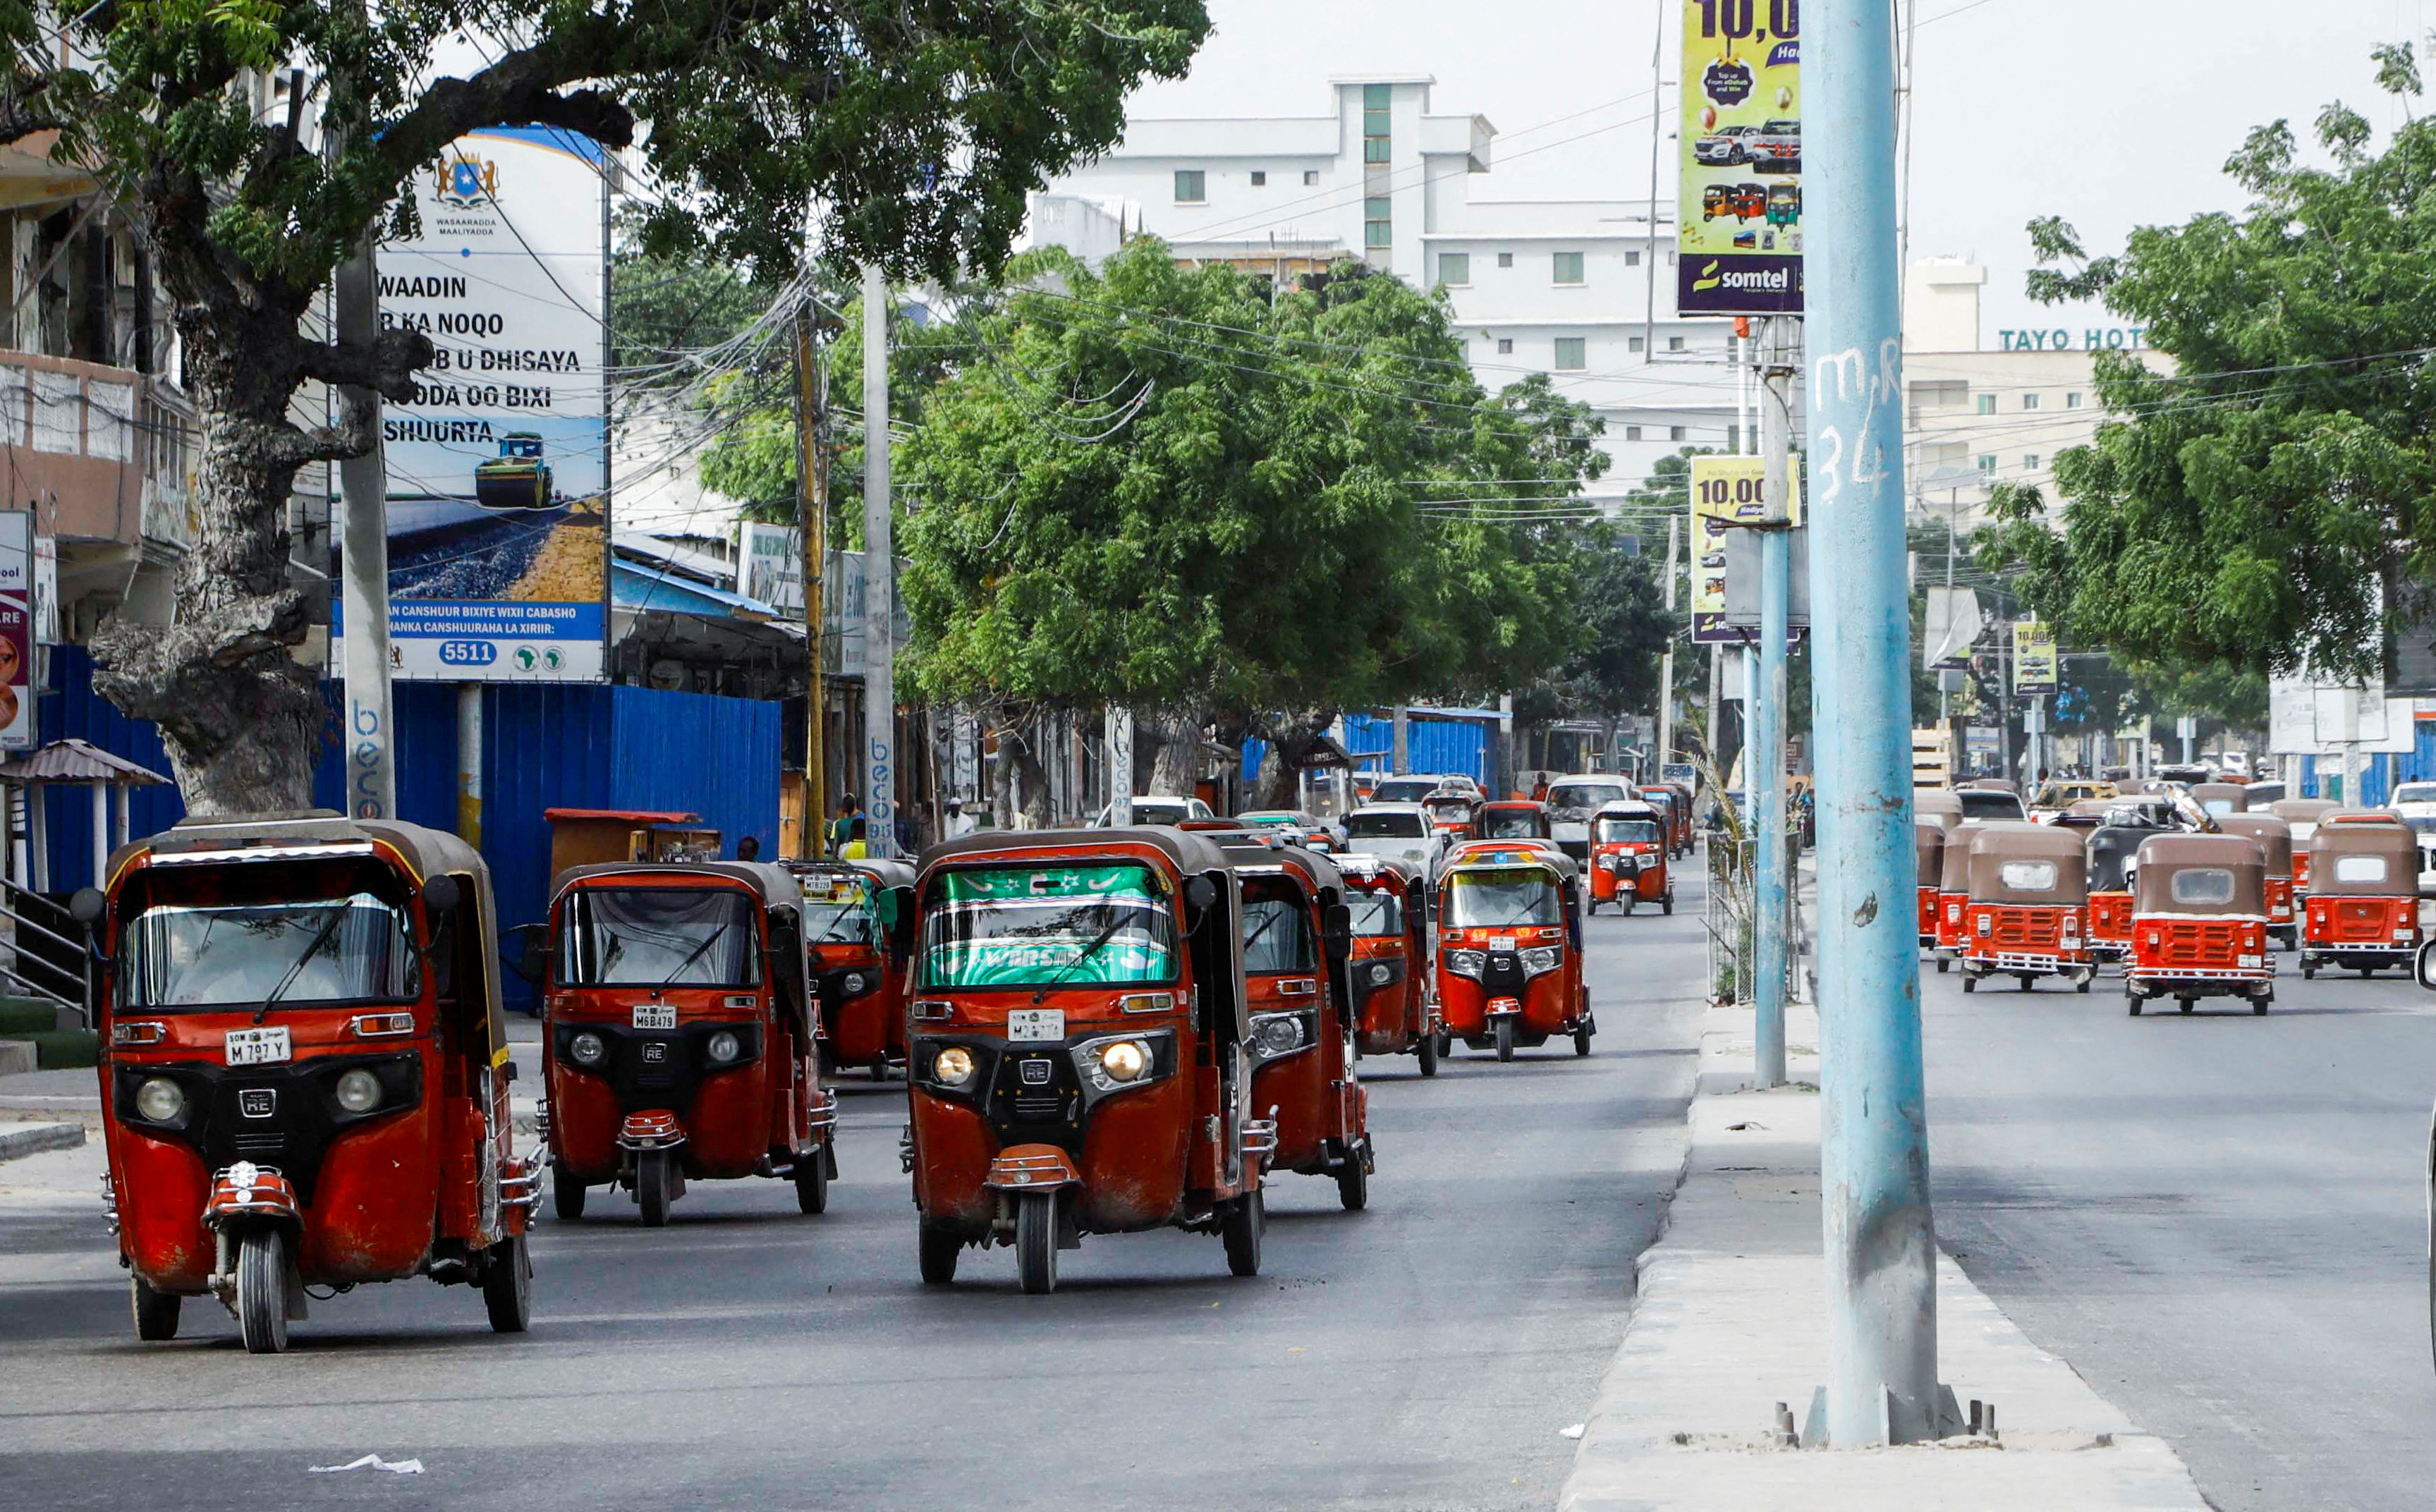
732,523,910,677
0,511,30,748
1688,453,1801,643
1678,0,1804,316
346,126,610,681
2011,621,2058,695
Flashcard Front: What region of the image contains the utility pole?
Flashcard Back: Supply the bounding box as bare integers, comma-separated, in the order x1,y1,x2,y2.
1808,0,1940,1447
1392,705,1410,776
329,56,394,822
1753,315,1795,1090
794,303,829,858
1657,513,1679,774
861,264,896,858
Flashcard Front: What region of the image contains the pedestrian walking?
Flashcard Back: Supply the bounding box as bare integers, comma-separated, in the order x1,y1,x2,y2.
830,794,862,853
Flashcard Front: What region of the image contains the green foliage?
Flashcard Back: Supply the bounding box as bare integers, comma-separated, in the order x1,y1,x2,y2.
2006,48,2436,683
889,241,1602,724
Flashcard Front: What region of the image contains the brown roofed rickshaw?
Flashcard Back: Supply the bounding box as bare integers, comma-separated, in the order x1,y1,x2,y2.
1932,820,1986,972
2272,798,2341,892
78,813,535,1351
1916,822,1945,953
1915,788,1963,831
1476,800,1554,842
2212,813,2294,949
2301,815,2421,979
906,827,1269,1292
2191,782,2250,819
1959,823,2093,992
2126,833,2274,1015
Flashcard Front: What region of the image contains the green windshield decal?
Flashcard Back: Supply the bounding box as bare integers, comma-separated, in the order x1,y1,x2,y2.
922,865,1177,988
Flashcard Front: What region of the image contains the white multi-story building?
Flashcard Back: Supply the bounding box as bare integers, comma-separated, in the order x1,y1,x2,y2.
1025,76,1746,498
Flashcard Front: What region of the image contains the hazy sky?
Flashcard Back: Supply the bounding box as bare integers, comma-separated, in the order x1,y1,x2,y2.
1122,0,2432,343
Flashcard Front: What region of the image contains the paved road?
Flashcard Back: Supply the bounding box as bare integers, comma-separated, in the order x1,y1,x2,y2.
1924,948,2436,1511
0,875,1709,1511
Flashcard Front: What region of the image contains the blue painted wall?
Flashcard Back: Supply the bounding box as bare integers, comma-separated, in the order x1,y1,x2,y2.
1241,712,1494,788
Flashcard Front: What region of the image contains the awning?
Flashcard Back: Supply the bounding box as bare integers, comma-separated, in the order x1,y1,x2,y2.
0,738,170,786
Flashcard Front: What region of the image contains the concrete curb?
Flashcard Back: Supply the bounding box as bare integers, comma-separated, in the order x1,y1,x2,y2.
0,1121,85,1162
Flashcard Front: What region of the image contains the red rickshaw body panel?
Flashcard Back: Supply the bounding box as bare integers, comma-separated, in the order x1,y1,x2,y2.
2266,876,2294,927
1247,1016,1335,1174
1350,934,1427,1055
1437,923,1581,1042
2089,891,2133,949
817,941,900,1065
1916,885,1939,945
2130,916,2269,981
1936,891,1968,951
2303,894,2418,951
297,1101,444,1281
1961,903,2090,972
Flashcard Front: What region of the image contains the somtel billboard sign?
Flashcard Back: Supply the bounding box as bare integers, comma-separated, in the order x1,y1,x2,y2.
1676,0,1803,317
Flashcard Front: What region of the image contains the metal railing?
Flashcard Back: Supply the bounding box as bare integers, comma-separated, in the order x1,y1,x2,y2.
0,875,92,1026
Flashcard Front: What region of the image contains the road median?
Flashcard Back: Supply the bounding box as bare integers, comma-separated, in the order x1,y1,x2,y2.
1560,1003,2208,1511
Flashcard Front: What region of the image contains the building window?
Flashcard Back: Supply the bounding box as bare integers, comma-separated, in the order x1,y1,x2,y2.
1626,250,1642,267
1667,250,1677,265
1727,425,1741,452
2066,391,2084,409
1497,338,1514,355
1669,426,1686,441
1553,251,1585,284
1365,197,1392,248
1497,251,1514,269
1977,455,1997,477
2024,454,2041,470
1626,425,1644,441
1667,335,1686,352
2023,393,2041,410
1976,393,1996,415
1629,336,1645,353
1250,171,1267,187
1304,170,1320,185
1174,169,1205,203
1554,336,1586,370
1363,83,1391,164
1438,252,1470,286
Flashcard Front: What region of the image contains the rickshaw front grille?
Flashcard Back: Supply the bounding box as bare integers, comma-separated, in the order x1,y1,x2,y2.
2160,921,2239,967
233,1130,286,1159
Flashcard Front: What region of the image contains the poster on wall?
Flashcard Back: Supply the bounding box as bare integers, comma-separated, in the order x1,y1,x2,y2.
1678,0,1804,317
2011,621,2059,695
0,511,30,749
1688,453,1799,643
340,126,610,681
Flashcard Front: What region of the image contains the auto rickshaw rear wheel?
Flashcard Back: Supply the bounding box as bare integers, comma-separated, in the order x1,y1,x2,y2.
1222,1188,1264,1278
1573,1021,1592,1057
130,1275,179,1341
1437,1030,1454,1060
1015,1190,1059,1295
2076,974,2092,994
1936,958,1949,974
552,1162,586,1221
235,1228,290,1355
918,1217,962,1284
794,1149,830,1215
1336,1149,1369,1212
1416,1029,1439,1078
1662,891,1674,915
1961,975,1976,994
638,1150,675,1228
482,1233,531,1334
2179,997,2196,1014
1494,1017,1516,1062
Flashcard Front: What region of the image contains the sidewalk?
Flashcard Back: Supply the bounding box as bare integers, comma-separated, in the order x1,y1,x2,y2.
1559,1004,2207,1510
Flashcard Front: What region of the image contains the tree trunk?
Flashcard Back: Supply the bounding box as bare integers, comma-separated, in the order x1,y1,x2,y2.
990,729,1018,829
1250,708,1335,810
1148,705,1202,798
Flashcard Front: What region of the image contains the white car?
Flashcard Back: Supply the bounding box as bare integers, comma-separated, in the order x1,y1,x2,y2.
1341,803,1449,880
1544,776,1638,862
1365,773,1480,807
1090,795,1214,827
2395,782,2436,894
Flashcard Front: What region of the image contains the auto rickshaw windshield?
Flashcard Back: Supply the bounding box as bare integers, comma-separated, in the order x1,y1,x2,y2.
1596,816,1663,845
1346,886,1404,937
559,888,764,987
121,893,419,1009
1443,867,1563,929
1482,810,1542,838
798,873,877,946
919,863,1178,989
1241,878,1316,975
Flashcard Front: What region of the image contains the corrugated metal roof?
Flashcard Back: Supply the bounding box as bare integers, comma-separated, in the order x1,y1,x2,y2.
0,738,169,785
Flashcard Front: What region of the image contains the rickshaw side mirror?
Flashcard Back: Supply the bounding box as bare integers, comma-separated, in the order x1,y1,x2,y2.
1183,874,1219,917
501,922,549,987
1322,902,1353,961
2418,939,2436,994
423,874,462,916
69,887,106,926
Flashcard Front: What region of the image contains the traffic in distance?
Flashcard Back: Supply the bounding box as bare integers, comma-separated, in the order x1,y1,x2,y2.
68,772,1706,1346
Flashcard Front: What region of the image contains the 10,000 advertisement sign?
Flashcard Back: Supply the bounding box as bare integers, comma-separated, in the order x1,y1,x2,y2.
339,126,611,681
1679,0,1804,317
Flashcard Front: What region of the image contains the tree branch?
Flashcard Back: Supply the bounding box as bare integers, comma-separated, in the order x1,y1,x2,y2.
374,24,636,190
0,71,60,147
286,327,433,403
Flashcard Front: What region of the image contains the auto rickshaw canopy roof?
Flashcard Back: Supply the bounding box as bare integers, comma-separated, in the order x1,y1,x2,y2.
1213,835,1346,899
2305,819,2418,894
2270,798,2339,824
2132,834,2266,915
2087,824,2149,893
2211,815,2292,876
1915,790,1963,829
1442,843,1578,882
1937,820,1985,892
1332,851,1423,894
1592,800,1663,828
1915,820,1944,877
2191,783,2250,812
919,825,1237,879
554,860,805,913
785,855,918,891
1966,822,2089,902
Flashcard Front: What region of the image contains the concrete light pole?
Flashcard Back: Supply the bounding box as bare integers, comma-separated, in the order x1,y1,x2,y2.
1807,0,1940,1446
1753,315,1795,1090
862,263,897,858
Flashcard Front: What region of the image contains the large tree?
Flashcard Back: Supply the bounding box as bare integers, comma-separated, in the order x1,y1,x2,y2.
891,242,1602,798
14,0,1207,811
2007,45,2436,684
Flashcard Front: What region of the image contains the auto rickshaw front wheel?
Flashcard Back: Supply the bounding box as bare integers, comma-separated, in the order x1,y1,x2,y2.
1662,891,1674,916
1494,1018,1516,1062
918,1217,963,1285
637,1150,676,1228
1222,1188,1265,1278
1573,1021,1593,1057
235,1228,291,1355
130,1275,179,1341
794,1149,831,1215
1416,1030,1439,1078
1336,1151,1369,1212
482,1233,531,1334
552,1162,586,1221
1016,1190,1059,1295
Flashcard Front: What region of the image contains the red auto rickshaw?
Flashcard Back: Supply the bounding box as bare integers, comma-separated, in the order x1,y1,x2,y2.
2213,813,2294,949
1931,820,1986,973
541,861,837,1225
2085,822,2151,961
1959,823,2093,992
786,858,915,1078
1435,845,1593,1060
2192,782,2249,819
2125,833,2274,1014
77,813,534,1352
1423,791,1480,844
1588,800,1671,915
1477,800,1553,843
906,827,1269,1293
2301,815,2420,979
1655,783,1699,856
2272,798,2339,892
1337,853,1439,1076
1216,836,1375,1209
1916,821,1945,953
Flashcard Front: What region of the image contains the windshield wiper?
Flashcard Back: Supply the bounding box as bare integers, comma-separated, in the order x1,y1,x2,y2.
1033,908,1134,1004
254,905,355,1024
658,924,728,989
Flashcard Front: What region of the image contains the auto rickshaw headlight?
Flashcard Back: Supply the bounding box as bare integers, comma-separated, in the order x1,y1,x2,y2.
1445,949,1487,978
1253,1012,1305,1058
1368,962,1394,985
133,1076,183,1123
1519,945,1562,976
1098,1039,1150,1083
842,973,867,995
334,1068,382,1114
934,1046,977,1087
707,1030,743,1064
568,1031,607,1067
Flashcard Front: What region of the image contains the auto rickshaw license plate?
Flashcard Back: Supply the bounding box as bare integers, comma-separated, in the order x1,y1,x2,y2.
633,1004,678,1030
224,1027,291,1066
1006,1008,1065,1042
